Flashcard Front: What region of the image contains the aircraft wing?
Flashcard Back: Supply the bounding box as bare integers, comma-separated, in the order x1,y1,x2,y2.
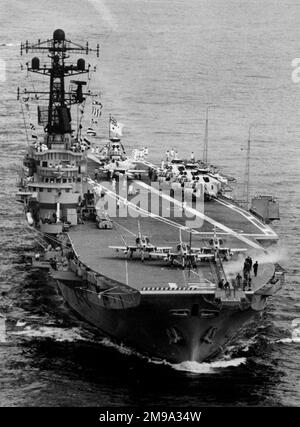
109,245,127,251
201,248,214,254
87,152,103,165
156,246,173,251
109,245,138,251
143,245,156,251
229,248,248,253
128,169,147,173
148,251,168,257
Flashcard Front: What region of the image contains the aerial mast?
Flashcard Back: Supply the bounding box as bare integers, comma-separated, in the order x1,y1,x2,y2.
202,107,209,166
19,29,100,146
242,125,251,209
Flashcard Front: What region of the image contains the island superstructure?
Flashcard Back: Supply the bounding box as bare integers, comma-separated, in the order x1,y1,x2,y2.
16,30,285,363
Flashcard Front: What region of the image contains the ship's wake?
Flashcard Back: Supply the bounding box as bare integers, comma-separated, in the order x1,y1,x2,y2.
0,315,95,344
1,316,248,373
170,358,247,374
277,336,300,344
276,319,300,344
2,314,298,374
8,324,94,343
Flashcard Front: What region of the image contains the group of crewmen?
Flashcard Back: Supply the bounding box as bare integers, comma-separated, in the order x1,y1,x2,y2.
165,149,195,162
33,141,48,152
243,256,258,277
70,140,89,153
165,148,178,161
218,256,259,293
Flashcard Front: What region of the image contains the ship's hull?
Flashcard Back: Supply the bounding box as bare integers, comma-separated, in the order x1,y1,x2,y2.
55,278,264,363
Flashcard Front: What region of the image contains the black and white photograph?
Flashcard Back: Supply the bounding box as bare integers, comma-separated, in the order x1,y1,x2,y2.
0,0,299,411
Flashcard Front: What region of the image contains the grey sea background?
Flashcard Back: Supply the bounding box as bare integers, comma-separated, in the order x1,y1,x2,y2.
0,0,299,406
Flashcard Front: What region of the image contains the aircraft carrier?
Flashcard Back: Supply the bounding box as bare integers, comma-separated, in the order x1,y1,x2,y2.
16,30,285,363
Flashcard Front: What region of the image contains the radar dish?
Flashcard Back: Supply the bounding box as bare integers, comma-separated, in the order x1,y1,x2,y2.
53,29,65,42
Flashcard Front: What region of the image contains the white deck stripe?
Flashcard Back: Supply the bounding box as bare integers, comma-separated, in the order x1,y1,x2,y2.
88,178,263,250
215,198,277,237
134,181,263,250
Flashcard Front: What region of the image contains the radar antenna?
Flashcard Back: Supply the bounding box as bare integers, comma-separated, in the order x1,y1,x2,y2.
18,29,100,145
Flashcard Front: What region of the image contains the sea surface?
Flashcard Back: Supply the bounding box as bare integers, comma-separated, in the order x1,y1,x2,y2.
0,0,299,407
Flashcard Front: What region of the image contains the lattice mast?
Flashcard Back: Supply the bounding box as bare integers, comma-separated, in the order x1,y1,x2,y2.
19,29,99,144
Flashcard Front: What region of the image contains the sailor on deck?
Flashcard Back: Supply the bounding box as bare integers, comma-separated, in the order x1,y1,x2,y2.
218,279,224,289
128,183,135,195
236,272,242,289
253,261,258,277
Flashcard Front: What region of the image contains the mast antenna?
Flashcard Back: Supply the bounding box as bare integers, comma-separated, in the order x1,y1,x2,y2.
203,107,209,166
19,29,99,145
203,106,216,166
242,125,252,209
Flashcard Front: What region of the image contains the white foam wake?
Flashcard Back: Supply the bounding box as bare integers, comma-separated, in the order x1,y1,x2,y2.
9,324,94,342
99,337,143,357
0,316,7,343
277,337,300,344
171,357,247,374
97,338,247,373
1,316,249,372
276,320,300,344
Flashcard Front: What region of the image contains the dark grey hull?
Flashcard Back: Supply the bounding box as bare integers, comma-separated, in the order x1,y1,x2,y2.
55,279,263,363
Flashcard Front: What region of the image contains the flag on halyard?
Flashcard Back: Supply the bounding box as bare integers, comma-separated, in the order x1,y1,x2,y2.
86,127,96,136
109,115,124,136
91,100,103,118
83,137,91,146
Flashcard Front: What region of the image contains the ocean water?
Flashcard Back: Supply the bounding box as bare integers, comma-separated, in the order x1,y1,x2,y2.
0,0,299,407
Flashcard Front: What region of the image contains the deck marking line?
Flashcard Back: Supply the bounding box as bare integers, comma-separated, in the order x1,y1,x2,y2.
134,181,263,250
